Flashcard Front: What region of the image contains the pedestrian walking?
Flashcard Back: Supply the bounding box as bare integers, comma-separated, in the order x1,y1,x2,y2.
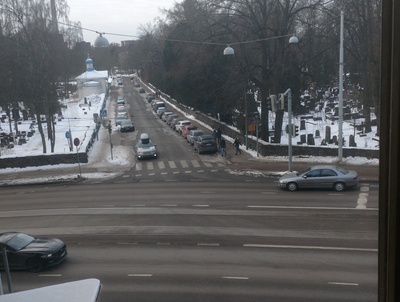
216,127,222,147
233,136,242,155
212,129,217,141
220,137,226,157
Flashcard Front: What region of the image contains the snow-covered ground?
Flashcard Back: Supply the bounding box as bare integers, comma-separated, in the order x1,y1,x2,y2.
0,79,379,186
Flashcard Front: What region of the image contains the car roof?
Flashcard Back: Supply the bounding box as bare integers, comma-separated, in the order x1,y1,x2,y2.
199,134,214,139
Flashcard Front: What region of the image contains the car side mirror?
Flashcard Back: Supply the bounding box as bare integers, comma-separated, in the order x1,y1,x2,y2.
302,175,307,179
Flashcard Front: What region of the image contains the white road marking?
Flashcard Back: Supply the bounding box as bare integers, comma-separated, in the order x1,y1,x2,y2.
222,276,249,280
158,161,166,169
168,161,177,169
147,162,154,170
193,204,209,207
260,191,276,195
328,282,359,286
180,160,189,168
191,160,201,168
198,243,220,246
39,274,62,277
135,163,142,171
128,274,152,277
243,244,377,252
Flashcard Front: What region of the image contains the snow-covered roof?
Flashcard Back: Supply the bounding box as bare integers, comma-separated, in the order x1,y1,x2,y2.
76,70,108,80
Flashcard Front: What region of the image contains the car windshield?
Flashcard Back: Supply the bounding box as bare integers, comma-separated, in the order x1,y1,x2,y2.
7,233,35,250
137,142,155,148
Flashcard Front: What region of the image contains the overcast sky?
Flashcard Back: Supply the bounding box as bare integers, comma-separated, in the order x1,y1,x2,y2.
66,0,182,45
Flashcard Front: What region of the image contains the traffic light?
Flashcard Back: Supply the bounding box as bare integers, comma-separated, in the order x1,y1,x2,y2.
279,93,285,110
270,95,277,112
292,124,299,137
266,96,272,111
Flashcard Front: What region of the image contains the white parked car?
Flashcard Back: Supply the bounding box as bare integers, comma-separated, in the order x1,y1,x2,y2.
175,120,192,134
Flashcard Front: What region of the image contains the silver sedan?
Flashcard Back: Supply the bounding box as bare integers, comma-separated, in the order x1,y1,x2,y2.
278,165,359,192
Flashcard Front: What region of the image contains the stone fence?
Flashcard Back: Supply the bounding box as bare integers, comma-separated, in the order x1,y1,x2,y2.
155,86,379,160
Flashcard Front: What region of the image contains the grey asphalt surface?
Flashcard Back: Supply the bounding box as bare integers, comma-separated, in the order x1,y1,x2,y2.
0,135,379,186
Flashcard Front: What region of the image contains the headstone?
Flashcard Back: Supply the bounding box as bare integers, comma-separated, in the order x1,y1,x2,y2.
350,135,357,147
300,120,306,130
325,126,331,142
307,134,315,145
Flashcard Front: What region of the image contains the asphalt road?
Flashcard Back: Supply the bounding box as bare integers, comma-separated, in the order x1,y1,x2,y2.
0,79,379,301
0,180,378,301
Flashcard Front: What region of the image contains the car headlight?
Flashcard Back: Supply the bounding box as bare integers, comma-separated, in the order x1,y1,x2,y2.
41,253,53,258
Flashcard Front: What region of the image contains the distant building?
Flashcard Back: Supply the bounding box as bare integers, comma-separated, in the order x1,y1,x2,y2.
121,40,136,47
75,56,108,100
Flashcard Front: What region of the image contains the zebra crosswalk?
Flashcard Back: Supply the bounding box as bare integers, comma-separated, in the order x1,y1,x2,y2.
133,159,224,176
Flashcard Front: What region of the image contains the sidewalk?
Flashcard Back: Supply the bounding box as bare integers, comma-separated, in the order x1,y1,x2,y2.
219,137,379,182
0,130,379,186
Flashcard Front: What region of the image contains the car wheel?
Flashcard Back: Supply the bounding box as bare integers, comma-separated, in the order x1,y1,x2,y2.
26,258,43,272
286,182,298,192
333,182,346,192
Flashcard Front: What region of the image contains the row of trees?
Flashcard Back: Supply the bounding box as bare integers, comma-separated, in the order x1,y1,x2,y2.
123,0,381,142
0,0,85,153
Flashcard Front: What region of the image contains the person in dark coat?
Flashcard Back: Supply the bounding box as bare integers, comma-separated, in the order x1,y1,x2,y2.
233,136,242,155
216,127,222,146
220,137,226,156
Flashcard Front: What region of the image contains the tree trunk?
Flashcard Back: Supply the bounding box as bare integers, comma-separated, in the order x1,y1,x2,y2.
35,113,47,153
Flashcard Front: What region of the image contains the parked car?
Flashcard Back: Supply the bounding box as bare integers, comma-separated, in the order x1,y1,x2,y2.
181,125,198,138
146,93,155,102
0,232,67,272
193,134,218,154
162,112,174,122
187,129,205,145
152,101,165,112
139,88,145,93
120,119,135,132
117,98,125,105
117,107,126,114
116,115,129,126
156,107,167,117
170,117,182,130
136,133,157,159
278,165,359,192
166,114,179,125
175,120,192,134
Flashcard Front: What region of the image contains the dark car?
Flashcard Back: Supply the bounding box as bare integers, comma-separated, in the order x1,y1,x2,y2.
278,165,360,192
193,134,218,154
0,232,67,272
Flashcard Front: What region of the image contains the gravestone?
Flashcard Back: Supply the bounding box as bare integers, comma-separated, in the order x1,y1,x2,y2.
307,134,315,145
325,126,331,142
349,135,357,147
300,120,306,130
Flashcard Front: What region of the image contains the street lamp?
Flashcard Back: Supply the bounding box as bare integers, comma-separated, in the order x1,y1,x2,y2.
223,34,299,55
338,11,344,161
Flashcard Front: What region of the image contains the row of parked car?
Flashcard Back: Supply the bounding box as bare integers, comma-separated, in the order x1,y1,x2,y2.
152,101,218,154
115,96,135,132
